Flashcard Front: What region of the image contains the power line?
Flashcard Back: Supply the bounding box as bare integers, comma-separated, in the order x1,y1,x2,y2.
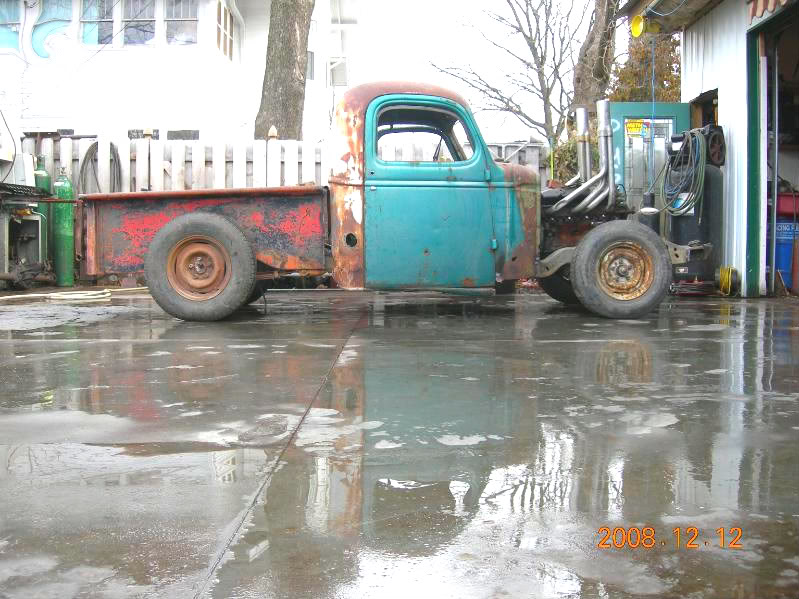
647,0,689,18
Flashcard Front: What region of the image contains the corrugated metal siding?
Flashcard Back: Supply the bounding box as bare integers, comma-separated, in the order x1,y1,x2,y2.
682,0,752,294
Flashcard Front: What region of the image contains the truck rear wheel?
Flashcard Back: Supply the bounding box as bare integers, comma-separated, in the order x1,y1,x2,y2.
571,220,671,319
538,266,579,304
145,213,256,321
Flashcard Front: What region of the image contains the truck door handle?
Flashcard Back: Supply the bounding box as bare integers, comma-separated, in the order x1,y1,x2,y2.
370,186,376,191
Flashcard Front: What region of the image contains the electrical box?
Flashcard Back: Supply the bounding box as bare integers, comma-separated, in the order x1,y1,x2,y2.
609,102,691,210
1,201,44,279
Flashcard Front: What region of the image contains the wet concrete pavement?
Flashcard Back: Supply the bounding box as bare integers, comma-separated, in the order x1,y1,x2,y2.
0,290,798,598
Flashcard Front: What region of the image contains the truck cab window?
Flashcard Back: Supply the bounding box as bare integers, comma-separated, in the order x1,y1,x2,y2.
377,107,474,163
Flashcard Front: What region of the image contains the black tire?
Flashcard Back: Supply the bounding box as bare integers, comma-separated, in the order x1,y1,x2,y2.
571,220,671,319
145,213,256,321
537,266,579,304
246,282,266,305
494,279,517,295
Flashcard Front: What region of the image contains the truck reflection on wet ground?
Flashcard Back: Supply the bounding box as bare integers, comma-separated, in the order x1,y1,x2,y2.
0,291,798,597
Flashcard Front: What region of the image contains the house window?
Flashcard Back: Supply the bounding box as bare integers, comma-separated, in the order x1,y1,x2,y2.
81,0,114,45
331,59,347,86
217,0,233,59
165,0,197,44
306,51,314,80
0,0,21,50
32,0,72,57
123,0,155,45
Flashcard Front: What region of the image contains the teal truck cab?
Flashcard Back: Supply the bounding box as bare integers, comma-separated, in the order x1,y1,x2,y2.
81,82,672,321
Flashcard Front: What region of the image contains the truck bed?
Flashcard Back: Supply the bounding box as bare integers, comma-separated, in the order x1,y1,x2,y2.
78,187,328,283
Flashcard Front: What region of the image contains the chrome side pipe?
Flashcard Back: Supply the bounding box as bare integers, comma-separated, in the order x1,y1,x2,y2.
596,100,616,210
575,106,590,183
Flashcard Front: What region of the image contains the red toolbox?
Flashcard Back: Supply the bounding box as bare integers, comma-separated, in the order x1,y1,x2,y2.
778,192,799,217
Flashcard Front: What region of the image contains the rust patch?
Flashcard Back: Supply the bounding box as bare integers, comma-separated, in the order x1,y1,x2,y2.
83,192,327,278
462,277,476,287
329,184,365,289
597,241,654,301
497,163,540,281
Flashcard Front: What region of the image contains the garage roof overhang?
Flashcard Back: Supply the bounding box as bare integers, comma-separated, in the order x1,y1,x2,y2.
617,0,724,33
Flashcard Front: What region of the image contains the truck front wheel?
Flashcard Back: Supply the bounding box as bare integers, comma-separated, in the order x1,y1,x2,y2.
145,213,256,321
571,220,671,319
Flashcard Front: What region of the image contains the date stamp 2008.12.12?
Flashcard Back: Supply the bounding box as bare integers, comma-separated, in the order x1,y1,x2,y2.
597,527,743,550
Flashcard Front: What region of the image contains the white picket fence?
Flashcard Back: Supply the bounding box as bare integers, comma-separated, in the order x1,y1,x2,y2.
17,136,544,194
19,136,328,194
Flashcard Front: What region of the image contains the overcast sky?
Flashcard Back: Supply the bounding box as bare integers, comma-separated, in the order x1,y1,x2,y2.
353,0,627,143
356,0,533,142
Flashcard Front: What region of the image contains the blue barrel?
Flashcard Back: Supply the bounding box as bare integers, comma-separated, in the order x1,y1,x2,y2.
775,219,798,287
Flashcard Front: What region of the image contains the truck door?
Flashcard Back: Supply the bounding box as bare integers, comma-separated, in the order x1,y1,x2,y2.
363,98,495,289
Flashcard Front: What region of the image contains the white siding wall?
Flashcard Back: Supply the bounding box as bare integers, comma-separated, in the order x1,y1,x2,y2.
682,0,752,294
0,0,342,143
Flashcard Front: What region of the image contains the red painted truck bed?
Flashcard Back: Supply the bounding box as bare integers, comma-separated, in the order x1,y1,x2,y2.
77,187,328,283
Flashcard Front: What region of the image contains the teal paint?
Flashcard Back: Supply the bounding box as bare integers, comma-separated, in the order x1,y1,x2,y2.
32,21,70,58
32,0,72,58
609,102,691,188
363,94,509,288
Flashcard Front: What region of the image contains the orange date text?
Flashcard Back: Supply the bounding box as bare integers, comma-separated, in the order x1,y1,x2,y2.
596,526,743,549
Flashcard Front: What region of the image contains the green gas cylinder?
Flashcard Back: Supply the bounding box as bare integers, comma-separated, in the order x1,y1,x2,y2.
52,168,75,287
33,155,51,262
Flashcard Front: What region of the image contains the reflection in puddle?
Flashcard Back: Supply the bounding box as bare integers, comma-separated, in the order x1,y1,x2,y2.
0,294,798,597
204,298,799,598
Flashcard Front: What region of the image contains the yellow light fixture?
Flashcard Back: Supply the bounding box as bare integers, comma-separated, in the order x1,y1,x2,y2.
631,14,661,38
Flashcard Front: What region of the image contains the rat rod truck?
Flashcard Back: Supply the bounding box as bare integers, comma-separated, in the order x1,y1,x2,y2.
78,82,672,321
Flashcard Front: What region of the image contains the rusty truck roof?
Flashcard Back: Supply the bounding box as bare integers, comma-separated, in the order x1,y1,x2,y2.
338,82,471,116
329,82,473,186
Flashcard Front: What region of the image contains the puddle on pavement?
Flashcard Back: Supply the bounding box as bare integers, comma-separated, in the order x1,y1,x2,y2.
0,293,797,597
0,442,275,597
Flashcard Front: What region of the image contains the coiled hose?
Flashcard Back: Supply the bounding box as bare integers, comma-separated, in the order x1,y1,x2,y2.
76,141,123,196
658,130,707,222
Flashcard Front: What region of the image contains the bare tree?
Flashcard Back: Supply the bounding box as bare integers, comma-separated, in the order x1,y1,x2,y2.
433,0,589,146
572,0,620,109
254,0,315,140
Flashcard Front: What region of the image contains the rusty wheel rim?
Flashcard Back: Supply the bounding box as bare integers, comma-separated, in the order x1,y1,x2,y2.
596,242,654,301
166,236,232,301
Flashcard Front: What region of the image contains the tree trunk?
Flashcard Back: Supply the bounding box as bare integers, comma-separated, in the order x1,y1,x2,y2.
254,0,315,140
572,0,619,109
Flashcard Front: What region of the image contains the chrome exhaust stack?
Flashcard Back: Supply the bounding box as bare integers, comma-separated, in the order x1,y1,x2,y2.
545,98,618,215
575,106,591,183
596,100,616,210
